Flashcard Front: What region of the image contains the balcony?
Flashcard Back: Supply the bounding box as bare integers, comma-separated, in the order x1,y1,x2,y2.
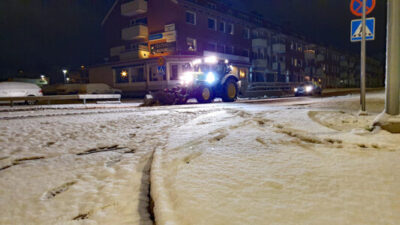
121,25,148,40
110,46,126,57
121,0,147,17
252,39,267,48
316,54,325,62
253,59,268,68
119,49,149,61
272,62,286,72
272,43,286,54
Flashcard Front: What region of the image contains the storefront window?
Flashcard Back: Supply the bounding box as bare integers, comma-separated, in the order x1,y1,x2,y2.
115,68,129,83
131,67,145,82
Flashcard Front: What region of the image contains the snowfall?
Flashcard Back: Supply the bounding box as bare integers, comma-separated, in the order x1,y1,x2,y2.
0,91,399,225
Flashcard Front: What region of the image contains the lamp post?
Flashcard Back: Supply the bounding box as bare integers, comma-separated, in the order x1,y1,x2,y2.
62,69,68,84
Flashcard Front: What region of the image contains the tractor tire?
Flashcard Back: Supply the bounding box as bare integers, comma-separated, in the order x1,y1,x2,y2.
221,79,238,102
196,85,214,103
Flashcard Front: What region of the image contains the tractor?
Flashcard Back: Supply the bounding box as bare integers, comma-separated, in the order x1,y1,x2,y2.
144,56,240,106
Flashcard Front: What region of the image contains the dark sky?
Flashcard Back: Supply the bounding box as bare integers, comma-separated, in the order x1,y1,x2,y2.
0,0,387,79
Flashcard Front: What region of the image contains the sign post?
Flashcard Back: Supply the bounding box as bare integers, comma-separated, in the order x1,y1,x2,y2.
360,0,367,112
350,0,376,112
385,0,400,115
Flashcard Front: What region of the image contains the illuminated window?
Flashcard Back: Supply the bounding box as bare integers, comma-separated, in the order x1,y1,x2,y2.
208,18,216,30
186,11,196,25
186,38,197,51
116,68,129,83
239,68,247,79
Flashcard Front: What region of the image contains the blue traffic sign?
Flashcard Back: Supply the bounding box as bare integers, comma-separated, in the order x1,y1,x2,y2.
157,65,166,75
351,17,375,42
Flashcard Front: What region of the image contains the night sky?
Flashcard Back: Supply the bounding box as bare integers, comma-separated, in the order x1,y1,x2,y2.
0,0,387,80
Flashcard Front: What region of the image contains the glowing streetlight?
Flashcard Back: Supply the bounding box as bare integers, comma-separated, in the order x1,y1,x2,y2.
62,69,68,83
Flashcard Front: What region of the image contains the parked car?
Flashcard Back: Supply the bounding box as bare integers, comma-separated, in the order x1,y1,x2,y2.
79,83,122,94
294,82,322,96
0,82,43,105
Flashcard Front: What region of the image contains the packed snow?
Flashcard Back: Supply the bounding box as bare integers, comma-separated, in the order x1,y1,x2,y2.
1,91,399,225
0,106,209,225
151,92,400,225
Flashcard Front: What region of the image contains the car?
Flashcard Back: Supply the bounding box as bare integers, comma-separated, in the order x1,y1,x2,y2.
79,83,122,94
294,82,322,96
0,81,43,105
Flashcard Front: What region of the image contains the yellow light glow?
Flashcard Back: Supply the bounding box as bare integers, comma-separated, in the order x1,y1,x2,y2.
121,70,128,77
240,69,246,79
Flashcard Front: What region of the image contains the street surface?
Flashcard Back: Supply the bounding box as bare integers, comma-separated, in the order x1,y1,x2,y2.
0,91,399,225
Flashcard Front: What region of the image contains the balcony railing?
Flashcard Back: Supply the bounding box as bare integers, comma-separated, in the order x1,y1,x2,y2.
121,0,147,17
253,59,268,68
121,25,148,40
252,39,267,48
272,43,286,54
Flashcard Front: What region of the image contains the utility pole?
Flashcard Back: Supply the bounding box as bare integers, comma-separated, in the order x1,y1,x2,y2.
385,0,400,115
360,0,367,112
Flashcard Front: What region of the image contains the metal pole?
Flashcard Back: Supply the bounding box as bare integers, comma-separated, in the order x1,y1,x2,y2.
385,0,400,115
360,0,367,112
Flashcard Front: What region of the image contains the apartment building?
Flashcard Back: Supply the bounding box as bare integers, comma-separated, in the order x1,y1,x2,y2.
90,0,257,96
90,0,384,97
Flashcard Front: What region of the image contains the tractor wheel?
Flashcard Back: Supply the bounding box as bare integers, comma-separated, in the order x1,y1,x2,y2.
222,79,238,102
196,85,214,103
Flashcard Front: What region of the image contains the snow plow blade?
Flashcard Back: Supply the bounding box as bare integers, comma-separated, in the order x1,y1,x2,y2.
141,89,187,106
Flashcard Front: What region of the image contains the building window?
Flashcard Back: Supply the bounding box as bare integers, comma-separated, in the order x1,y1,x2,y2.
226,46,234,55
219,21,225,32
171,65,179,80
217,44,225,53
227,23,234,35
243,28,250,39
207,2,217,9
131,67,145,82
206,42,217,51
243,49,250,57
115,68,129,83
187,38,197,51
130,17,147,26
186,11,196,25
208,18,216,30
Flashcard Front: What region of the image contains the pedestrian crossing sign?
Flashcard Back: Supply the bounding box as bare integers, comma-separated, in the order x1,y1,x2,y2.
351,17,375,42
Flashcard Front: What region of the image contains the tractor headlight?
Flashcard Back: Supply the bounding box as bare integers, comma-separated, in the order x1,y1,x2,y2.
305,85,313,93
206,72,216,84
180,72,194,85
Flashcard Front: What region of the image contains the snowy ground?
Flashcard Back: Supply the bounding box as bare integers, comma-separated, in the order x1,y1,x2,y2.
151,92,400,225
1,92,399,225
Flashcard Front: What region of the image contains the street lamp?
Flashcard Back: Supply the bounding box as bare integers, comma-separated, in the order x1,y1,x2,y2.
62,69,68,83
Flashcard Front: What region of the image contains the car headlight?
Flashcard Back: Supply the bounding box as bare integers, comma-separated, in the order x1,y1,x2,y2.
206,72,216,84
305,85,313,92
179,72,194,85
294,88,298,92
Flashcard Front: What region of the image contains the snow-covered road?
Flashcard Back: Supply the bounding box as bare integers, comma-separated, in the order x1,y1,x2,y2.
1,92,399,225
